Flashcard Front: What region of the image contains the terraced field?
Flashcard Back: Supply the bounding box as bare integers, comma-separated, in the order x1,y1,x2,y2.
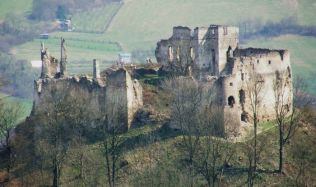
72,2,122,33
13,0,316,58
12,37,121,62
7,0,316,95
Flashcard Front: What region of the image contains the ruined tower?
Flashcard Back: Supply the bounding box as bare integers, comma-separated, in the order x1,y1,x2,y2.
156,24,293,136
40,42,58,78
60,38,67,77
156,25,239,76
192,25,239,75
34,39,143,132
93,59,100,80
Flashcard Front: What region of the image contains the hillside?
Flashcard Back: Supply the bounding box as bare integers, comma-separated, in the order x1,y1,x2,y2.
1,1,316,186
11,0,316,59
9,0,316,95
0,0,32,20
1,77,316,186
105,0,316,50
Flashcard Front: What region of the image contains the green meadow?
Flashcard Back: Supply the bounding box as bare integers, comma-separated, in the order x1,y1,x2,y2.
7,0,316,95
0,0,32,20
12,37,121,62
72,2,122,33
0,93,33,124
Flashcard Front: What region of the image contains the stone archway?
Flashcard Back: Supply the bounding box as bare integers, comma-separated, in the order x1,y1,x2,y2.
228,96,235,107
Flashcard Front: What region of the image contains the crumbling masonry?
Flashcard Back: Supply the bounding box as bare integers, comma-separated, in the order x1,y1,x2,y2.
32,38,143,131
156,25,293,133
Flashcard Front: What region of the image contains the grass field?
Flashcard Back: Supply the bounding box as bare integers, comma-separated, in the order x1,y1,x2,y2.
12,36,122,62
11,0,316,61
0,0,32,20
0,93,32,124
245,35,316,95
106,0,291,50
6,0,316,95
72,2,122,33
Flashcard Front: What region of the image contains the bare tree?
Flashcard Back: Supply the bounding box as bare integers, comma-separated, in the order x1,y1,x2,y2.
163,77,206,186
34,84,76,187
66,89,94,187
290,132,316,186
100,88,127,187
0,101,21,182
195,105,236,187
242,130,269,187
245,70,264,175
273,71,303,173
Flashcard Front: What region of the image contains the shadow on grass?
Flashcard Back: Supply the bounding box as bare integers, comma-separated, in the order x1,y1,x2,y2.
120,123,181,152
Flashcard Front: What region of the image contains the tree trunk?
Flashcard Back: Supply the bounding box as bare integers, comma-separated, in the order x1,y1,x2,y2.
278,128,283,173
79,153,85,186
53,158,59,187
254,115,257,172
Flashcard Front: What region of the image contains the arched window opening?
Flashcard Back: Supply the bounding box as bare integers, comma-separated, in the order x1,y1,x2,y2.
241,113,247,122
228,96,235,107
241,73,244,81
168,46,173,61
239,89,245,104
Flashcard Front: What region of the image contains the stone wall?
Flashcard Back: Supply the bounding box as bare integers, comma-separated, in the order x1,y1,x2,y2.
223,48,292,123
156,25,239,76
32,67,143,132
155,26,194,75
155,25,293,136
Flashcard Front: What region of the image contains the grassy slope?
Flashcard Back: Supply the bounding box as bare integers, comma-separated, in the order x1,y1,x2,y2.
0,93,32,124
12,37,121,61
72,2,122,33
72,0,316,52
246,35,316,95
0,0,32,20
11,0,316,58
105,0,316,51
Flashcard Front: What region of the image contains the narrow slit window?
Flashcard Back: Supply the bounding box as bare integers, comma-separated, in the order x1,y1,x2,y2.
190,47,195,60
168,46,173,61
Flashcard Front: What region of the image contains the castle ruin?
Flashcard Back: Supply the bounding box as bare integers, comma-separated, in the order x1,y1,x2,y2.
156,25,293,131
32,38,143,131
31,25,293,136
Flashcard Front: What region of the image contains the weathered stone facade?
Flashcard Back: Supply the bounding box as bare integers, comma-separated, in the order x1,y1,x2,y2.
32,40,143,131
156,25,239,76
156,25,293,134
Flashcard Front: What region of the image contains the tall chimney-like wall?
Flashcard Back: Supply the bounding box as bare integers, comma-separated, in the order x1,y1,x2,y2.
93,59,100,79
